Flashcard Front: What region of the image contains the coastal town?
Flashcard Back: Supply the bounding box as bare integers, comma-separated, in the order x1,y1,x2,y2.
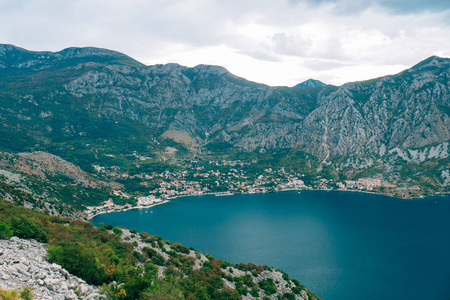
86,158,391,219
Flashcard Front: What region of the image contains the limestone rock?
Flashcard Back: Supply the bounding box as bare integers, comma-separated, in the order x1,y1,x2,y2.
0,237,104,300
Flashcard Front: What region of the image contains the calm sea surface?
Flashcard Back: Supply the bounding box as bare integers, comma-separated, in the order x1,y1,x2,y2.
91,191,450,300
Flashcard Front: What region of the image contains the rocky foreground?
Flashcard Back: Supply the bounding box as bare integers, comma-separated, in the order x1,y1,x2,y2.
0,237,103,300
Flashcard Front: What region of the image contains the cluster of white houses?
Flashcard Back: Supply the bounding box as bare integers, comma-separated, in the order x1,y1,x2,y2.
336,178,382,190
85,195,165,219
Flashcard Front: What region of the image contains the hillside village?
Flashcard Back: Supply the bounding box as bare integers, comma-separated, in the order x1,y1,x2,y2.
87,158,388,219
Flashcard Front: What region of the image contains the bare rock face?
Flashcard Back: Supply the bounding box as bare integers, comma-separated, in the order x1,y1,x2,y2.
0,237,104,300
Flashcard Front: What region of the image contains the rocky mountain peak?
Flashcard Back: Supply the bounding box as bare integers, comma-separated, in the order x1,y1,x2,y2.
52,46,140,63
0,44,50,68
191,64,229,76
0,44,143,69
295,79,327,88
409,55,450,72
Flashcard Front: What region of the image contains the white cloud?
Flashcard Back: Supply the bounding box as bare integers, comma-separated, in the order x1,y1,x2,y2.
0,0,449,86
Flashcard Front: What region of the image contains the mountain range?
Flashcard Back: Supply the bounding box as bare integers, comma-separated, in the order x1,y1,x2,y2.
0,44,449,206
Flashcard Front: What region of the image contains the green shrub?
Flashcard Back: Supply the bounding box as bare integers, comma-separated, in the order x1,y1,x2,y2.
103,224,114,230
250,288,259,297
281,292,296,300
235,282,248,295
144,261,158,276
258,278,277,296
132,251,143,262
0,221,12,240
143,279,184,300
292,279,302,287
291,278,305,295
142,247,165,266
20,287,33,300
281,271,290,282
292,286,302,295
112,227,122,235
47,242,107,285
139,231,149,239
10,216,47,243
171,243,190,254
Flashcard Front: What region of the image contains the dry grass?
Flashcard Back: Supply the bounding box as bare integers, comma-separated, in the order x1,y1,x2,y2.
0,287,33,300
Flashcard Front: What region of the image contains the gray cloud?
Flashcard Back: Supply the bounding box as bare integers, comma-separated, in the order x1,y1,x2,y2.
271,32,344,59
302,59,349,71
237,50,281,62
288,0,450,14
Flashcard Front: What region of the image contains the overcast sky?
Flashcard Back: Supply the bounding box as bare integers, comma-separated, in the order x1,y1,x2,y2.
1,0,449,86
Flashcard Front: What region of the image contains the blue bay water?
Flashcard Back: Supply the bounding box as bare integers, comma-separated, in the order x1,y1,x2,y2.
91,191,450,300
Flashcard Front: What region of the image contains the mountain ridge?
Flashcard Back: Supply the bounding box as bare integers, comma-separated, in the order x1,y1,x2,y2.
0,44,449,200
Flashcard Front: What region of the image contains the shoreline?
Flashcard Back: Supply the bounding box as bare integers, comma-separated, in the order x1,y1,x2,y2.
87,188,447,221
86,200,170,220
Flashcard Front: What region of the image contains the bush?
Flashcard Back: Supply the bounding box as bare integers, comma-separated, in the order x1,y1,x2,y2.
143,279,185,300
237,262,264,274
282,292,296,300
132,251,143,262
144,261,158,276
122,273,153,300
10,216,48,243
250,288,259,297
112,227,122,235
171,243,190,254
20,287,33,300
258,278,277,296
292,286,302,295
0,221,12,240
47,242,107,285
235,283,248,295
102,224,114,230
281,271,290,282
139,231,149,239
142,247,165,266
